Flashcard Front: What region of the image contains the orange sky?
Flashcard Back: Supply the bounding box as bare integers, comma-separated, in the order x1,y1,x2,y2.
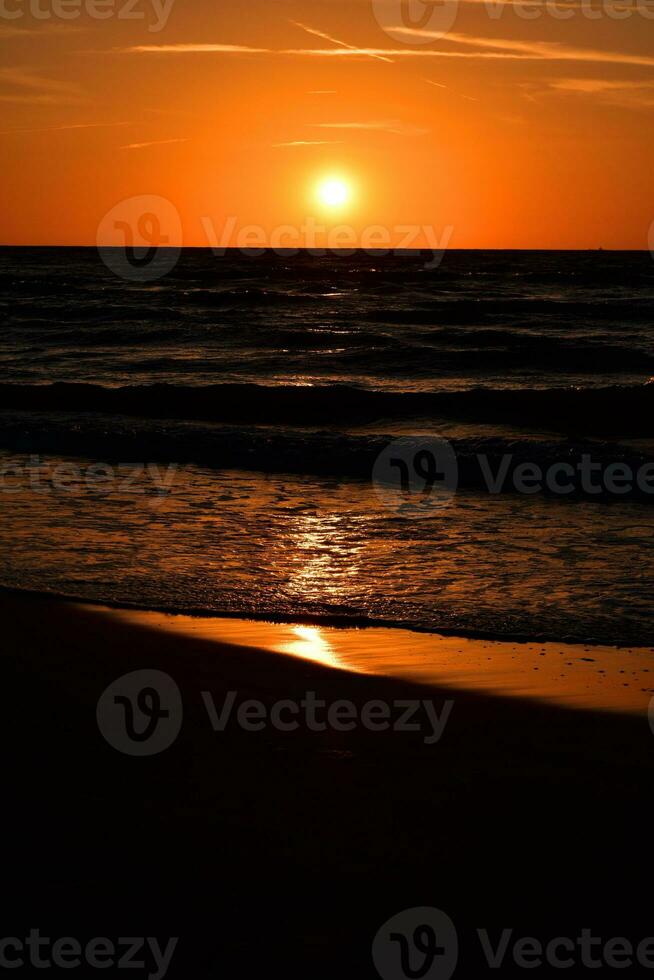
1,0,654,247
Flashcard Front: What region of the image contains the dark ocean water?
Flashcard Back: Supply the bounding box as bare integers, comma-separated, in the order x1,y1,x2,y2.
1,246,653,644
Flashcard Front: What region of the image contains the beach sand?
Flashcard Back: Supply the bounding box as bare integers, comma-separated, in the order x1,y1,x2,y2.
111,607,654,714
4,590,654,976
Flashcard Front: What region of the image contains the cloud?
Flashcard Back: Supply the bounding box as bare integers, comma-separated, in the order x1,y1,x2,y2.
389,28,654,66
0,23,86,38
0,67,79,92
120,28,654,70
0,95,79,104
424,78,479,102
122,40,654,68
121,137,189,149
550,77,654,92
289,19,393,63
0,26,36,38
0,67,84,104
273,139,344,147
281,46,515,57
0,120,131,136
125,43,269,54
545,76,654,106
312,119,429,134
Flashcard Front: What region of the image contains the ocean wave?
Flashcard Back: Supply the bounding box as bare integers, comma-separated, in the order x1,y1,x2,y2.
1,380,654,436
370,298,654,325
10,318,652,371
1,410,653,498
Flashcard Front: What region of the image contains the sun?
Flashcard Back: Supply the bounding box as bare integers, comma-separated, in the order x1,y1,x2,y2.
316,177,351,209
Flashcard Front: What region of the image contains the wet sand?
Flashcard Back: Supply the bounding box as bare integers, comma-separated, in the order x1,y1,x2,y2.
4,590,654,977
112,607,654,714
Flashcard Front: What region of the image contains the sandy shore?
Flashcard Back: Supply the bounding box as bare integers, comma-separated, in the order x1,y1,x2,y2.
111,607,654,714
4,590,654,977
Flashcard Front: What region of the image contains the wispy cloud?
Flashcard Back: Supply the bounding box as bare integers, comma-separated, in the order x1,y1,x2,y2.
121,137,188,149
125,43,268,54
312,119,429,135
0,120,131,136
550,78,654,92
289,19,393,64
0,67,83,105
0,67,77,91
424,78,478,102
122,39,654,69
272,139,344,147
390,28,654,67
545,77,654,106
0,25,36,39
281,44,654,66
0,23,86,39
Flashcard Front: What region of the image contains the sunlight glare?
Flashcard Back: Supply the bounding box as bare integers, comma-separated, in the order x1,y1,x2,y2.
280,625,341,668
316,177,351,210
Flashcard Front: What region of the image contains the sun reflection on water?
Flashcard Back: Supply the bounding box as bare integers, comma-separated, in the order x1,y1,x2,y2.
282,513,364,607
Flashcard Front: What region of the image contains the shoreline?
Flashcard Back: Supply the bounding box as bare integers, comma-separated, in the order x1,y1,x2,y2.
4,585,652,714
97,606,654,715
1,582,650,649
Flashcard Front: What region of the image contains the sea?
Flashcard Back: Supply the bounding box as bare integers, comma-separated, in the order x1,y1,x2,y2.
1,246,653,646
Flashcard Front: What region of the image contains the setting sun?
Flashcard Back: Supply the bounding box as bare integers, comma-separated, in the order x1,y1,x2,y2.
316,177,351,210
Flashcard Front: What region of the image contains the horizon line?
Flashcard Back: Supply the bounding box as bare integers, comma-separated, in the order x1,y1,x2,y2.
0,244,648,253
